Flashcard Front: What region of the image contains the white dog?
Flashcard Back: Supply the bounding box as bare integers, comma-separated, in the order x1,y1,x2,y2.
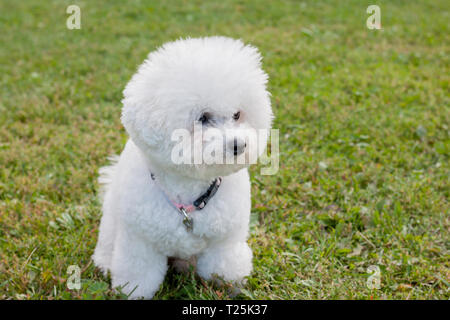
92,36,273,299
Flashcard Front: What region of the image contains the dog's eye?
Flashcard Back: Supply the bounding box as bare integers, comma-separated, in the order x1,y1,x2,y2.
233,111,240,121
198,112,210,125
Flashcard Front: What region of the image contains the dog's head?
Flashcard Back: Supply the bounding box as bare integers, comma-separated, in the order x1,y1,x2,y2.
121,37,273,180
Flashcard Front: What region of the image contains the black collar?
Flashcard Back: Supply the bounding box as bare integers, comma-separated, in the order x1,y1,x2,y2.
150,172,222,211
193,177,222,210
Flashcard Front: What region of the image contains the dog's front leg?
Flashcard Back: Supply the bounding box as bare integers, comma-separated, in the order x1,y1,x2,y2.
197,241,253,285
110,230,167,299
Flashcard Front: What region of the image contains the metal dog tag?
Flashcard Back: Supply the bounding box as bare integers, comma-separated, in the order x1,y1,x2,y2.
179,207,193,232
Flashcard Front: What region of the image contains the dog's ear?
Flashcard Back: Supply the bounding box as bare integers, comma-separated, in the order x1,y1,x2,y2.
121,97,165,149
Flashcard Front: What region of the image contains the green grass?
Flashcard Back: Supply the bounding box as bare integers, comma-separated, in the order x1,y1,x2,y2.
0,0,449,300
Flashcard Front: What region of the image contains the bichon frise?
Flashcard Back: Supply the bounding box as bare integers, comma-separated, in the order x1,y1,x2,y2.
93,36,273,299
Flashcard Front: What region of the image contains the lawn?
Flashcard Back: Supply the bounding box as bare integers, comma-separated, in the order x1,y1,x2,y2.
0,0,448,299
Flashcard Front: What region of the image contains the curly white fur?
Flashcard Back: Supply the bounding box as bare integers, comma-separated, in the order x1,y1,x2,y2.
93,36,272,299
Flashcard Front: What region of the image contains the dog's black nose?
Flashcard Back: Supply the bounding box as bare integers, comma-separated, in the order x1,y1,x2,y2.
233,138,246,156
